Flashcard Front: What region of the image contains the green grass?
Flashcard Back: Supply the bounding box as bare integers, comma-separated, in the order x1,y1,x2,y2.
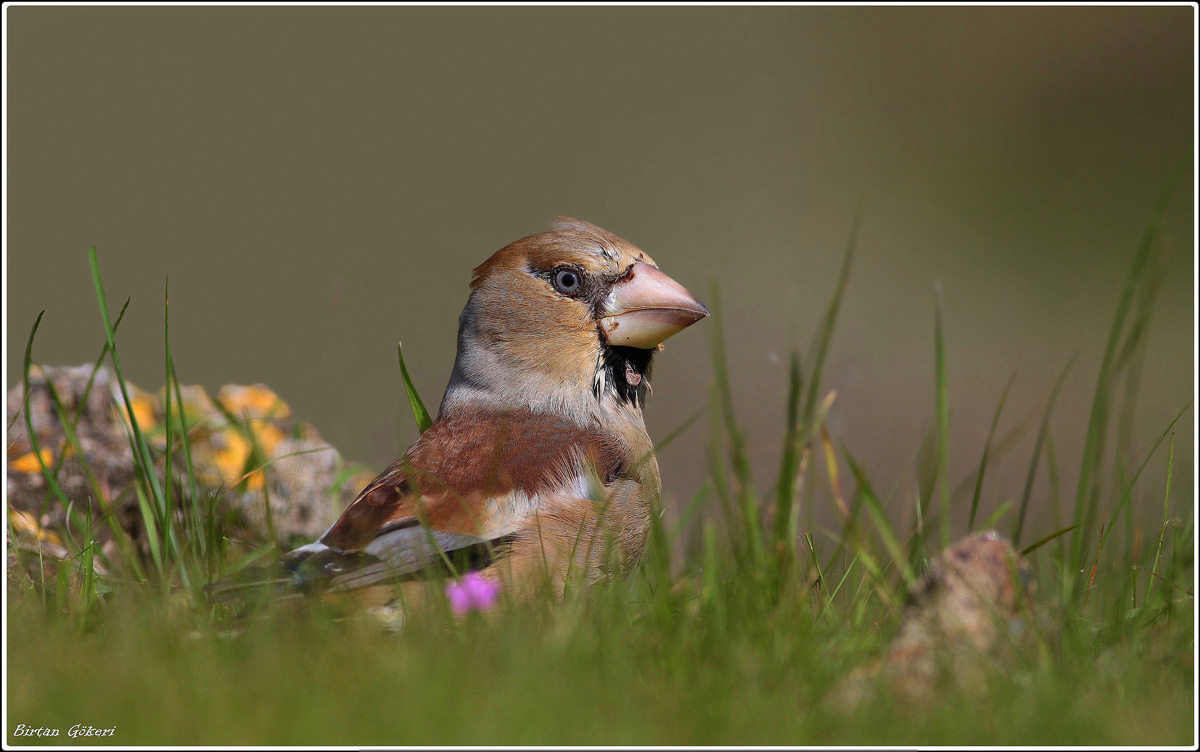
6,180,1194,745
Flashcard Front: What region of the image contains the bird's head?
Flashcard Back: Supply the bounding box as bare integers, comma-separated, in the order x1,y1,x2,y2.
443,217,709,422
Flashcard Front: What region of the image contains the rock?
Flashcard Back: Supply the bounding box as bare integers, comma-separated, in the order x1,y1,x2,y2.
826,530,1037,710
7,364,139,551
6,365,377,582
224,427,367,546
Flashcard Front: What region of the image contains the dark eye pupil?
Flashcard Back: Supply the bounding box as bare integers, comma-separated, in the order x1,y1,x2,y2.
555,270,580,293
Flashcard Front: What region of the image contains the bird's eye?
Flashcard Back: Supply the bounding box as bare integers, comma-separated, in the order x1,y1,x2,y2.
553,268,582,295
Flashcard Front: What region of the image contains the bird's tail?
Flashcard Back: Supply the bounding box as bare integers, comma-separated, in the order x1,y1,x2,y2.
201,564,300,604
202,544,388,604
204,530,516,605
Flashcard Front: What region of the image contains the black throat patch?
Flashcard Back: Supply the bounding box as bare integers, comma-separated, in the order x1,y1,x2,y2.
598,345,654,407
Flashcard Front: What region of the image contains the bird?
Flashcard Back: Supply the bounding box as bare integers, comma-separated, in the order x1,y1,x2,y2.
205,217,709,609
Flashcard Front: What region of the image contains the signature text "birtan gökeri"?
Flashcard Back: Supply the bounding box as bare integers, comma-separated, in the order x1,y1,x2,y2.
13,724,116,738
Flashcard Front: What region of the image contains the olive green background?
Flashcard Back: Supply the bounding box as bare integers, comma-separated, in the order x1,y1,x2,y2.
5,6,1194,536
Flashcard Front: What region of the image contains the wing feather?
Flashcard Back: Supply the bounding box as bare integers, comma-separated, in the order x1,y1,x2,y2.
320,407,627,553
205,407,631,603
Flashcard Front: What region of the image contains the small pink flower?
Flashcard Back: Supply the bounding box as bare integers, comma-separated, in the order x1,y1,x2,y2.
445,572,501,614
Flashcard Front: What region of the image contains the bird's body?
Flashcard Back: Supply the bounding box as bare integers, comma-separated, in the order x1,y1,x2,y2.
207,217,707,606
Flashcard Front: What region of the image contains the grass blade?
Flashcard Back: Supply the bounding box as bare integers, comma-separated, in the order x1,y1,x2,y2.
706,381,739,557
1012,357,1075,547
911,421,937,564
1021,525,1079,557
969,372,1015,532
79,504,97,625
398,342,433,434
168,359,208,581
46,297,130,483
1144,432,1175,606
799,208,860,532
842,444,915,586
641,408,706,469
1044,432,1065,554
163,276,175,565
88,247,174,576
1093,402,1190,563
20,313,76,518
40,376,143,580
667,480,712,549
933,284,951,550
802,204,859,424
815,524,899,613
706,284,763,570
1071,159,1187,570
817,553,858,622
772,350,803,571
981,501,1013,531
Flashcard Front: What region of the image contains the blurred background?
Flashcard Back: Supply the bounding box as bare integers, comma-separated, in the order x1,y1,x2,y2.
6,6,1194,545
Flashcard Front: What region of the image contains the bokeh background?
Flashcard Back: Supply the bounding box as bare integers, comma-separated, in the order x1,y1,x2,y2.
6,6,1194,544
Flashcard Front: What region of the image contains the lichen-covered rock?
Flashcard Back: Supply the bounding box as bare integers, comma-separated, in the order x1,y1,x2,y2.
224,424,369,547
7,364,140,552
7,365,376,578
826,530,1037,710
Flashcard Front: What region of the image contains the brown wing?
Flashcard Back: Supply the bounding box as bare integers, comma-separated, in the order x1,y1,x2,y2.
320,407,629,553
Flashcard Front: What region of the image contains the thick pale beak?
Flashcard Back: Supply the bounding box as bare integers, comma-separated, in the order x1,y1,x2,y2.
599,263,710,349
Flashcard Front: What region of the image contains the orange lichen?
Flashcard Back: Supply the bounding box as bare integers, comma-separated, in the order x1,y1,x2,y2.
9,449,53,474
244,469,266,491
255,423,285,456
211,429,252,485
218,385,291,420
8,507,63,546
116,389,158,431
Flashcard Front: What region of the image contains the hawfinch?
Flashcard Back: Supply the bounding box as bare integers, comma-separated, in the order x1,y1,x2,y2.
209,217,708,606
